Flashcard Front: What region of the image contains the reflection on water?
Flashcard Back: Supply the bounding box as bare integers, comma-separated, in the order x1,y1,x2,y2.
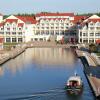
0,48,76,75
32,48,76,65
0,48,94,100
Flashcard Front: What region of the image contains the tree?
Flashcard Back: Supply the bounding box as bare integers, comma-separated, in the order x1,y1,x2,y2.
89,43,97,53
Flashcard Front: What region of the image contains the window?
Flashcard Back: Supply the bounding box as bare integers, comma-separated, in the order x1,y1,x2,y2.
83,33,87,36
60,20,63,23
90,23,94,26
95,33,100,36
80,39,82,42
42,23,44,26
12,38,16,42
90,33,94,36
46,31,49,35
19,28,22,30
18,38,22,42
6,32,10,35
56,27,58,29
83,39,88,43
42,27,44,29
51,27,54,29
66,27,68,29
40,38,43,41
61,27,64,29
56,32,59,35
13,28,16,31
7,28,10,30
66,23,69,25
96,27,100,30
12,32,16,35
90,27,94,30
0,32,4,34
7,23,9,26
34,38,38,41
46,27,49,29
1,28,3,30
18,32,22,35
6,38,11,42
51,23,54,25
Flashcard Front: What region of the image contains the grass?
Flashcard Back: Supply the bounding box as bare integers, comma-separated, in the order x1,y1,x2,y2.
3,42,18,50
3,42,18,46
96,53,100,56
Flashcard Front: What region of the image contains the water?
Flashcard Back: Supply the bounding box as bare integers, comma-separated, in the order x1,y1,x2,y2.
0,48,94,100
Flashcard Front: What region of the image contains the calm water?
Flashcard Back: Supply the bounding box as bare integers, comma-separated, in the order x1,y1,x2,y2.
0,48,94,100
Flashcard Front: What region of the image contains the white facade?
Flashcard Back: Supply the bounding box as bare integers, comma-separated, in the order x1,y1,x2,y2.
78,15,100,44
0,15,35,43
32,13,75,42
0,12,93,44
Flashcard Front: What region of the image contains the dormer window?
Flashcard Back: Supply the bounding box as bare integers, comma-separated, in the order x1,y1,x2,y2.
7,28,10,30
19,28,22,30
7,23,9,26
1,28,3,30
13,28,16,30
66,23,69,26
90,22,94,26
60,20,63,23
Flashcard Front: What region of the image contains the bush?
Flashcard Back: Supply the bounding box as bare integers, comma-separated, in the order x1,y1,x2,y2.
89,43,97,53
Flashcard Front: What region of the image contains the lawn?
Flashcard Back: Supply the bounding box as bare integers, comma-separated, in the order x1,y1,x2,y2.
3,43,18,50
96,53,100,56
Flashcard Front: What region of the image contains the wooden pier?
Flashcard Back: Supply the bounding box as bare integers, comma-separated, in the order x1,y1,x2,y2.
76,49,100,98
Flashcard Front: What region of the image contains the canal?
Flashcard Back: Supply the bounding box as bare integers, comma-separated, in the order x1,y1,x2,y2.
0,48,94,100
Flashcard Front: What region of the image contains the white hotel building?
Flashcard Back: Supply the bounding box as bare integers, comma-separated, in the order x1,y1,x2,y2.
33,13,75,42
78,15,100,44
1,12,100,44
0,12,82,44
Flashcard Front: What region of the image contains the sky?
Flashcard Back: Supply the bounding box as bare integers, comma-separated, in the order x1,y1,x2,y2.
0,0,99,14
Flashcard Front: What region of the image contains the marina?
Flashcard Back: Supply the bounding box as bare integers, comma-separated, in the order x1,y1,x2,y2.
0,48,94,100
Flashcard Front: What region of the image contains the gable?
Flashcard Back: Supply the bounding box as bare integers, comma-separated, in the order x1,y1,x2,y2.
84,15,100,22
4,15,25,24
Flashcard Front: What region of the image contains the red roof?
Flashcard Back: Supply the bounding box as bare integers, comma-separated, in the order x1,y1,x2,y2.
5,19,18,23
96,39,100,44
0,22,4,27
88,18,100,23
16,16,37,24
72,16,88,24
40,18,67,21
36,12,74,17
18,23,24,27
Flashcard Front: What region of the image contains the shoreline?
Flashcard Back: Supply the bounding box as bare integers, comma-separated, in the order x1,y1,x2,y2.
76,49,100,99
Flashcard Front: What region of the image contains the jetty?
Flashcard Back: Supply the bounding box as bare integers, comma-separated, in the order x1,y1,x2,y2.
76,49,100,99
0,45,27,65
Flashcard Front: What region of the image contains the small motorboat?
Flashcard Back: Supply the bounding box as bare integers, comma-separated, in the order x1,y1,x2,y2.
65,73,83,94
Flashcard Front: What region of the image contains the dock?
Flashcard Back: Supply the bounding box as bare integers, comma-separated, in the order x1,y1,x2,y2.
0,46,27,65
76,49,100,98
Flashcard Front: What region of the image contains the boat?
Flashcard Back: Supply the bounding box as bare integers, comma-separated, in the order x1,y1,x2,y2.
65,73,83,94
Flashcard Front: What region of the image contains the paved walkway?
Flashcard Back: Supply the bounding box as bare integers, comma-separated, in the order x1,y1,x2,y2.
26,41,71,48
76,49,97,67
88,76,100,97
